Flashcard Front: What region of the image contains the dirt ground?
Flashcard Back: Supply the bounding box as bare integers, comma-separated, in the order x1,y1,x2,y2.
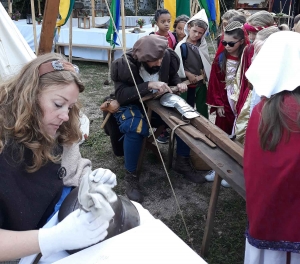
75,55,246,264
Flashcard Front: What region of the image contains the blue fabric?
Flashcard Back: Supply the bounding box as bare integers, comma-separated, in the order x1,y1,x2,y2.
114,105,149,137
176,136,190,157
124,131,144,172
114,105,149,173
207,0,216,21
47,186,72,222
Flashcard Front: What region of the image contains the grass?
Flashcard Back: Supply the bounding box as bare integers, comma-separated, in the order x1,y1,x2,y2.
75,59,247,264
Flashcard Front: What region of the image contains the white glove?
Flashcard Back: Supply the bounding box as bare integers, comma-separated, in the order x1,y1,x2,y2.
39,209,109,259
90,168,117,188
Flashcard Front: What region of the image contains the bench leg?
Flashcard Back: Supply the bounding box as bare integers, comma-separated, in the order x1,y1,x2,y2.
200,173,222,257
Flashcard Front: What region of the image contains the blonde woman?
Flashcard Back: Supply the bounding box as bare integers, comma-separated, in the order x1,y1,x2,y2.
0,53,114,262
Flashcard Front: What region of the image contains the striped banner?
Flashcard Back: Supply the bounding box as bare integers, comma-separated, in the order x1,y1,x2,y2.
164,0,190,29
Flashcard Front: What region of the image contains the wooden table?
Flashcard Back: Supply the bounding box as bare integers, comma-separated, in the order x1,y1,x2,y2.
143,99,245,257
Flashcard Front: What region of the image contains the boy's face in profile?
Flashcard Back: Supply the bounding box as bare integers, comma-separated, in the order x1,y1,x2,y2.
187,25,205,43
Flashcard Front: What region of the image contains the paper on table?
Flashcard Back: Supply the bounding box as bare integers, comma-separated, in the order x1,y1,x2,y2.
53,219,207,264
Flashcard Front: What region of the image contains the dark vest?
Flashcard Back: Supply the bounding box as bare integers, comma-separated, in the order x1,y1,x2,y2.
0,144,64,231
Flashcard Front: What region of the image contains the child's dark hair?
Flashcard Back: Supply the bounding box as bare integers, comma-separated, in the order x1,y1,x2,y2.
220,25,246,73
188,19,208,31
154,9,170,22
173,15,189,30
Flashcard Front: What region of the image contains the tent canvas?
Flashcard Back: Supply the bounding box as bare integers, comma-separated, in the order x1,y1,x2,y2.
0,2,36,81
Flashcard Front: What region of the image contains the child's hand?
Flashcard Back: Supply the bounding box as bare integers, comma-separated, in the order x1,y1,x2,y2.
187,73,198,84
217,107,225,117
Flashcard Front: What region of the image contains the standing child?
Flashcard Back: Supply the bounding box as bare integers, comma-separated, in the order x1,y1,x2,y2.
152,9,177,50
206,21,248,186
244,31,300,264
173,10,212,180
153,8,177,143
173,15,189,44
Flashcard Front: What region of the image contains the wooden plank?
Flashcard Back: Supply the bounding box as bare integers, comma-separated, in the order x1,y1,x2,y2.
146,100,245,198
38,0,60,55
190,115,244,166
200,173,222,257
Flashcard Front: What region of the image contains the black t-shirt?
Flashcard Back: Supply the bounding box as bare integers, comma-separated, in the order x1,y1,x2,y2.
0,144,63,231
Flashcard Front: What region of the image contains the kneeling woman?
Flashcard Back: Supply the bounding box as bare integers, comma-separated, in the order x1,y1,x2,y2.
0,54,153,262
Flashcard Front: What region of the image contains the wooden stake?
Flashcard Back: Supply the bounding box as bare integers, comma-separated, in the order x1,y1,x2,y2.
38,0,60,54
135,0,138,16
69,12,73,62
38,0,42,16
30,0,38,55
91,0,95,27
121,0,126,52
8,0,12,17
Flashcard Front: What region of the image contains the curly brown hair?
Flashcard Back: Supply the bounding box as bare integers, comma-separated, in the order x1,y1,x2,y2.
0,53,85,172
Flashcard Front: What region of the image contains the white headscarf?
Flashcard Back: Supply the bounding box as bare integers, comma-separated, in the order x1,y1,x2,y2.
246,31,300,98
175,9,212,80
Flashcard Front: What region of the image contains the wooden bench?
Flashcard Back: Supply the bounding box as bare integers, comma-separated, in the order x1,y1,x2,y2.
141,99,245,257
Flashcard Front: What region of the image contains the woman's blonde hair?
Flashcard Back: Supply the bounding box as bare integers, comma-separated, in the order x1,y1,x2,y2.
0,53,85,172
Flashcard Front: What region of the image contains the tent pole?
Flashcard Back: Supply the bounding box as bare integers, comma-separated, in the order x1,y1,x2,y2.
121,0,126,52
30,0,38,55
8,0,12,17
69,12,73,62
38,0,42,16
135,0,138,16
91,0,95,27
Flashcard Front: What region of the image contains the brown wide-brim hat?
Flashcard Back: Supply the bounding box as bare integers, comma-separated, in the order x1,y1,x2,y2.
132,35,168,62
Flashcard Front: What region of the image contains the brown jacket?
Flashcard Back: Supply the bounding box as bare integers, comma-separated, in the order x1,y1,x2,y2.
111,48,182,106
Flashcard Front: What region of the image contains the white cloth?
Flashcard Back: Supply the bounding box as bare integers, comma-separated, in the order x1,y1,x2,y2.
57,27,153,61
175,9,212,81
0,4,35,81
249,89,261,115
245,31,300,98
78,170,117,219
244,238,300,264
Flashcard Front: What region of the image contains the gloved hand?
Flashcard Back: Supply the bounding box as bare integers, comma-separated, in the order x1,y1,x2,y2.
90,168,117,188
39,209,109,259
78,170,117,218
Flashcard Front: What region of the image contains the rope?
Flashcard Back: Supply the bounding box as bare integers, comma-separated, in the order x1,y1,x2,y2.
103,0,195,250
219,0,228,12
281,0,288,12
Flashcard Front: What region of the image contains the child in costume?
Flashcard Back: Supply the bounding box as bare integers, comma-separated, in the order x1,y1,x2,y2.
152,8,177,50
234,11,274,144
244,31,300,264
173,15,189,44
206,21,248,186
173,9,212,181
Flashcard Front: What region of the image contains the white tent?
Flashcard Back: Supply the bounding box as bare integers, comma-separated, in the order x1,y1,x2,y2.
0,3,36,81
